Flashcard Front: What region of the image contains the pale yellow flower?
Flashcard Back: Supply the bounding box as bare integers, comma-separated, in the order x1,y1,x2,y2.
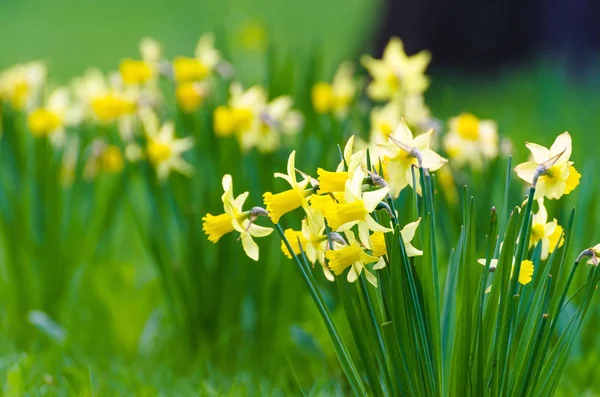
142,110,194,181
281,207,335,281
443,113,499,169
529,199,564,260
369,218,422,265
478,258,535,286
203,174,272,261
263,150,311,223
173,33,221,83
514,132,580,199
119,38,161,86
0,61,46,110
361,37,430,101
326,230,379,287
378,120,447,196
312,62,356,118
27,88,80,143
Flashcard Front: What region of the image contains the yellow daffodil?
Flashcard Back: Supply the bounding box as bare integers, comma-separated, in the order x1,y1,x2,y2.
378,120,447,196
214,83,266,137
529,199,564,260
100,145,125,173
322,164,391,247
119,37,161,86
242,96,303,153
27,88,80,142
73,69,139,125
361,37,430,101
173,33,221,83
337,135,367,172
281,208,335,281
203,174,272,261
326,231,379,287
369,100,402,146
176,81,208,113
365,218,423,264
263,150,312,223
514,132,581,199
369,218,422,266
0,61,46,110
443,113,499,169
582,245,600,266
478,258,535,286
142,110,194,181
312,62,356,118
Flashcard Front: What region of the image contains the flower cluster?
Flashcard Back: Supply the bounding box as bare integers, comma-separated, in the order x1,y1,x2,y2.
203,129,441,286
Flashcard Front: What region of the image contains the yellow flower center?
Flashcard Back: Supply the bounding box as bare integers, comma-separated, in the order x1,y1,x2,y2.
378,122,393,138
147,141,172,165
202,213,235,243
386,72,400,92
119,59,153,85
370,232,387,257
263,189,304,223
12,81,30,109
326,243,362,275
27,108,62,137
213,106,254,136
173,57,209,82
176,82,203,113
101,145,125,173
324,201,365,230
530,222,546,244
312,83,334,113
91,95,136,123
317,169,348,193
456,113,480,140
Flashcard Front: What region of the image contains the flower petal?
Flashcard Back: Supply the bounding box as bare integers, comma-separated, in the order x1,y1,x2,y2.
241,233,259,261
420,149,447,171
549,132,572,164
514,161,538,184
525,142,551,163
401,218,421,242
362,186,390,212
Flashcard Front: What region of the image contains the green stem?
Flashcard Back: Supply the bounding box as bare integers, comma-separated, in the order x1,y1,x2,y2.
276,224,366,396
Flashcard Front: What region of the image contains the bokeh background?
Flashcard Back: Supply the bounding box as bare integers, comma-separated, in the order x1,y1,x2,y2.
2,0,600,394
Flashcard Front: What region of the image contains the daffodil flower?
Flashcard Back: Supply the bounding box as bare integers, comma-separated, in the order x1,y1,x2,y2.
281,208,335,281
0,61,46,110
119,37,161,86
203,174,272,261
369,218,423,266
263,150,312,223
514,132,581,199
443,113,499,170
173,33,221,83
322,164,391,246
477,258,535,287
27,87,81,144
378,120,447,196
369,100,402,147
213,83,266,137
325,230,380,287
142,110,194,181
361,37,431,101
529,199,564,260
312,62,356,119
